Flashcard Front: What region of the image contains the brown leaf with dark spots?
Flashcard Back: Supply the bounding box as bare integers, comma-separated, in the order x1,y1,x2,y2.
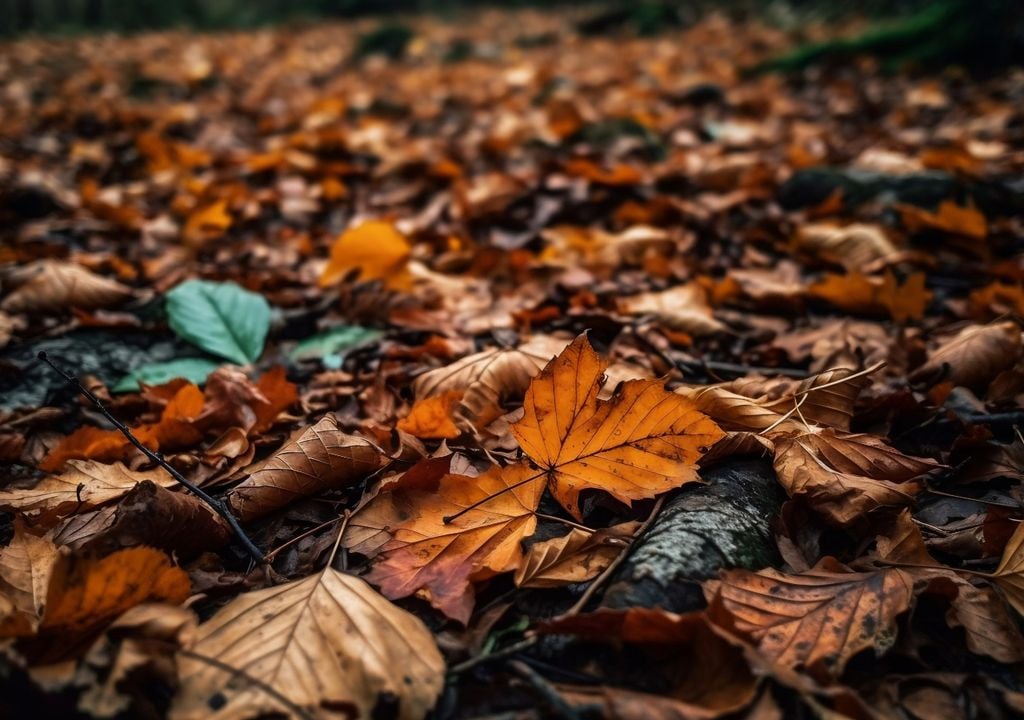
705,558,915,680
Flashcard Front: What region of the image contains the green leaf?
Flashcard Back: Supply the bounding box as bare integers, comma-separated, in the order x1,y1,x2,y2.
112,358,223,393
290,326,382,369
166,280,271,365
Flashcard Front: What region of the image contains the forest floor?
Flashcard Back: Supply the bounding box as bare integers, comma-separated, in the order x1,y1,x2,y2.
2,8,1024,720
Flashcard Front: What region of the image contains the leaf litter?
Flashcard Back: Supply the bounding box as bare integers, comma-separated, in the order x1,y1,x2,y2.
1,6,1024,719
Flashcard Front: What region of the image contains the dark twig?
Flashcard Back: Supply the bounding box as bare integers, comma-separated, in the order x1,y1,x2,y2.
37,351,266,565
509,660,583,719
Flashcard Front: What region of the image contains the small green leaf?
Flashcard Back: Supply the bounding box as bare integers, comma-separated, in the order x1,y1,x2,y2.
112,357,223,393
290,326,382,369
166,280,271,365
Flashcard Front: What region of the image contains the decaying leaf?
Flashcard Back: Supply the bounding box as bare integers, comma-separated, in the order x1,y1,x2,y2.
0,260,133,313
173,568,444,720
514,521,639,588
706,559,915,679
992,522,1024,618
910,321,1022,390
772,429,937,526
229,415,384,521
347,463,545,621
513,335,724,519
0,521,59,635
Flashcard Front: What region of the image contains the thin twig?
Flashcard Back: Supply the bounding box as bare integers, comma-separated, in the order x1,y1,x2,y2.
561,496,666,618
509,660,583,719
37,351,266,565
265,516,342,562
534,513,595,534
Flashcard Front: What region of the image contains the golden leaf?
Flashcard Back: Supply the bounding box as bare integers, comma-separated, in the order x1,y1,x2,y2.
319,219,411,289
513,335,724,518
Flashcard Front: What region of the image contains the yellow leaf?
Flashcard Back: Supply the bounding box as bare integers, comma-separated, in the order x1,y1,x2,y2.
320,219,411,289
398,390,464,439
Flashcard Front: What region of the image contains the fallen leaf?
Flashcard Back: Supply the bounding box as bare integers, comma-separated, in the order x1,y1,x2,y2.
772,429,937,526
346,463,545,622
229,415,384,521
0,460,176,519
808,271,931,323
513,334,724,518
0,521,59,635
320,219,412,289
412,335,569,430
0,260,133,314
398,390,463,439
992,522,1024,618
620,283,726,336
514,521,639,588
897,200,988,239
706,558,915,679
796,223,897,270
17,547,191,662
165,279,271,366
910,321,1022,390
173,568,444,720
182,199,232,249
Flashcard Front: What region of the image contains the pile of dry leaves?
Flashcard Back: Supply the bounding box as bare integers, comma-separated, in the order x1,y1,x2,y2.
2,7,1024,719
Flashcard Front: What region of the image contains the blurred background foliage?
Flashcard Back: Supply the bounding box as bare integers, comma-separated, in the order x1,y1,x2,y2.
0,0,943,37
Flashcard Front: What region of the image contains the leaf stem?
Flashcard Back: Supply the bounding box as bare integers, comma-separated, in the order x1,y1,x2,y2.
442,469,545,524
37,351,266,565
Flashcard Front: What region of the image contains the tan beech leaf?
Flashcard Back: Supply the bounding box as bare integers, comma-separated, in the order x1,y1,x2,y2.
706,558,915,679
413,335,569,430
773,429,937,526
619,283,726,336
763,366,869,431
992,521,1024,617
173,568,444,720
0,260,133,313
514,521,639,588
0,521,59,635
911,321,1022,390
0,460,176,519
346,463,545,622
513,335,724,519
677,385,793,433
796,223,897,269
228,415,384,522
932,575,1024,664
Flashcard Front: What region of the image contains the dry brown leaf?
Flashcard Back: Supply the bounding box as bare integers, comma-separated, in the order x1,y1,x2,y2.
677,385,792,433
0,460,176,520
772,429,937,526
412,335,569,431
514,521,639,588
992,522,1024,618
763,366,869,431
346,463,545,622
513,334,724,519
0,521,59,635
173,567,444,720
0,260,133,313
706,558,915,679
796,223,898,269
911,321,1022,390
619,283,726,336
228,415,384,522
